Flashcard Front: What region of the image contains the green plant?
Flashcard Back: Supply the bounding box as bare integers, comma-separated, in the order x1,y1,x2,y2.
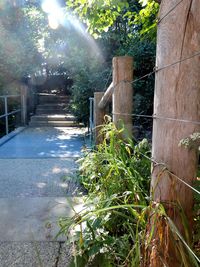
58,121,200,266
193,177,200,258
180,133,200,258
58,120,151,266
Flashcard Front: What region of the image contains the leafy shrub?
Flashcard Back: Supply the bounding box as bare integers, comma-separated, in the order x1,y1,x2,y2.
69,64,111,125
59,120,151,266
58,122,200,266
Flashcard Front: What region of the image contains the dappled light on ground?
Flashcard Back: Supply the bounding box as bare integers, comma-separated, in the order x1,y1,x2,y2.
0,158,79,198
0,127,86,197
0,127,86,158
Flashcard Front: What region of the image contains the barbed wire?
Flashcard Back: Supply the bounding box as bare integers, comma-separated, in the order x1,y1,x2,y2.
90,121,200,196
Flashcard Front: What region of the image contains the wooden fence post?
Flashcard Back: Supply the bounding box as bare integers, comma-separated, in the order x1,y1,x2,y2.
149,1,200,266
112,56,133,138
94,92,107,145
21,85,28,125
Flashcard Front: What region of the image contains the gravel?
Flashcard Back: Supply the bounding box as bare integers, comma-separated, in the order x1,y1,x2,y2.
0,241,72,267
0,158,83,198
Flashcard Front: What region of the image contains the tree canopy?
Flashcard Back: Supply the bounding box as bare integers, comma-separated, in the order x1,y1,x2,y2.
66,0,159,39
0,2,42,92
0,0,159,125
64,0,159,123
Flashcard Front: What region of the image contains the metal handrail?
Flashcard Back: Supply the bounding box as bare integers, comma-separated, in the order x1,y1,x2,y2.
0,95,21,135
0,109,21,119
0,95,20,98
89,97,94,144
89,97,94,132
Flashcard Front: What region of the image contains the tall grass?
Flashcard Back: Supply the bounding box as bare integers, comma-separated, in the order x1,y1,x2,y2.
58,121,200,267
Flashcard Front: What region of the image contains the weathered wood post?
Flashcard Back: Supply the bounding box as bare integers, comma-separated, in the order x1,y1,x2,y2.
149,1,200,266
94,92,107,145
112,56,133,138
21,85,28,125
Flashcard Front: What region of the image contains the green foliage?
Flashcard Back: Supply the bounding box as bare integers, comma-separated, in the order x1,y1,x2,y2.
134,0,159,40
193,178,200,258
179,132,200,150
59,120,151,266
80,121,151,199
66,0,159,40
126,38,156,130
64,0,158,124
58,122,200,266
66,0,131,37
0,3,41,91
67,47,110,124
179,133,200,257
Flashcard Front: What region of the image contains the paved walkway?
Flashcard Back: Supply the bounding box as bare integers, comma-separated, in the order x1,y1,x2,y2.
0,127,86,266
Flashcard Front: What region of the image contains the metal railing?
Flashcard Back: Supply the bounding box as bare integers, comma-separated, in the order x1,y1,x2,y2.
89,97,94,144
89,97,94,134
0,95,21,135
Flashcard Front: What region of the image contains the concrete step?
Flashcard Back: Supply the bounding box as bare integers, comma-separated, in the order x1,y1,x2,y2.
37,103,70,109
30,114,76,122
36,110,70,115
29,120,83,127
38,95,70,104
36,108,70,113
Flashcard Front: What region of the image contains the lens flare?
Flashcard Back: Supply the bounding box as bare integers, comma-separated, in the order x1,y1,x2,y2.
42,0,59,14
41,0,103,60
42,0,65,29
48,14,59,29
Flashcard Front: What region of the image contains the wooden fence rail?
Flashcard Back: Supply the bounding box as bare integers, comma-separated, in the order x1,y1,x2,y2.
98,82,113,110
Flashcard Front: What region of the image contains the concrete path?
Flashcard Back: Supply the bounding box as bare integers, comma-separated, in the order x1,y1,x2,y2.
0,127,87,266
0,127,85,158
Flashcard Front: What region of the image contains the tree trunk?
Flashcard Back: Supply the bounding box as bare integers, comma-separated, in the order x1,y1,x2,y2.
150,0,200,266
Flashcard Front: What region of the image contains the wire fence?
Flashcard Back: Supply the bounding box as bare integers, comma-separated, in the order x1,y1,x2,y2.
87,0,200,262
110,77,200,195
112,112,200,126
157,0,185,24
136,149,200,196
91,0,200,193
100,44,200,109
103,69,112,92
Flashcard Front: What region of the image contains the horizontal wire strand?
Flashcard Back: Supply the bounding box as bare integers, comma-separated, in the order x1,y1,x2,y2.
94,0,200,206
157,0,185,24
128,48,200,86
155,50,200,73
102,48,200,101
136,151,200,196
103,69,112,92
112,112,200,125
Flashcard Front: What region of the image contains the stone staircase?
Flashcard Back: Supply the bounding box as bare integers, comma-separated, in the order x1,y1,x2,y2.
29,93,81,127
